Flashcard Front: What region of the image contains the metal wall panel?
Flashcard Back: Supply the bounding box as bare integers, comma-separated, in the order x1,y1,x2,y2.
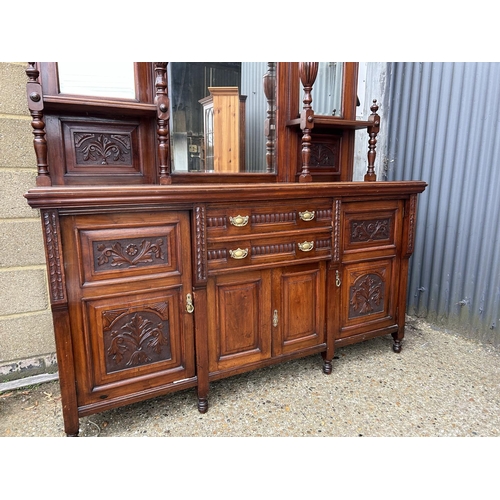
386,62,500,346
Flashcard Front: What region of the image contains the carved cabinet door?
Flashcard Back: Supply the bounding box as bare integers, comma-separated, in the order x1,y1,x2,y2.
61,211,196,409
337,199,404,339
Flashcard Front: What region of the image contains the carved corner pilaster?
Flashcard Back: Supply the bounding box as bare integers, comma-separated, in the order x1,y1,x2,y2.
405,194,417,256
41,209,67,305
193,205,207,286
332,199,341,265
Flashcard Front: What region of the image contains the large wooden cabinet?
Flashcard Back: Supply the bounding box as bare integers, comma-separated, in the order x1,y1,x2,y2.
24,62,426,436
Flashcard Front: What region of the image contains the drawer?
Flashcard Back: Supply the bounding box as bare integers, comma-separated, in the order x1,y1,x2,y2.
341,200,403,255
206,200,333,239
207,230,332,272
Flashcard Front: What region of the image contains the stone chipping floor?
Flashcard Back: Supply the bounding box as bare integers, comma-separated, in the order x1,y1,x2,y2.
1,317,499,438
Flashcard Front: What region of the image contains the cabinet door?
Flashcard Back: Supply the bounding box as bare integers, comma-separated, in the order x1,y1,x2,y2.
61,211,195,408
207,270,272,373
272,262,326,356
338,257,399,338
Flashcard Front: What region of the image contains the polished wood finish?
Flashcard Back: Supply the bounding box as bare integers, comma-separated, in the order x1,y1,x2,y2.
24,62,426,436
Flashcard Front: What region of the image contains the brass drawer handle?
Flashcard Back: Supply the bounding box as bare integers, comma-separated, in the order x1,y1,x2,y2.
229,248,249,259
229,215,249,227
298,241,314,252
299,210,315,221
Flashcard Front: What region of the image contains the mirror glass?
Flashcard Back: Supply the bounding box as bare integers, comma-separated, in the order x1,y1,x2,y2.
169,62,276,173
300,62,343,117
57,62,136,99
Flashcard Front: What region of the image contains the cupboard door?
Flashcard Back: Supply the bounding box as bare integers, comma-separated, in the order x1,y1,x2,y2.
338,257,399,338
62,211,195,408
207,270,272,373
272,262,326,356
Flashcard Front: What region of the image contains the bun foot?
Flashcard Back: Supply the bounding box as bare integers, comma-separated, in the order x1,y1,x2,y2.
198,397,208,414
392,339,402,353
322,360,332,374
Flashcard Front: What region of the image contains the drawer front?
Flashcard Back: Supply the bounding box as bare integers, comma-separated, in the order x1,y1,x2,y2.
207,231,332,272
206,200,333,239
341,199,403,256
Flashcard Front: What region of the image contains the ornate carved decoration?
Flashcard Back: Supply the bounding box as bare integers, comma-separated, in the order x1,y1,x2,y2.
195,205,207,282
407,194,417,255
252,211,296,224
349,273,385,318
26,63,51,186
94,238,165,269
298,62,319,182
206,216,227,229
364,100,380,182
207,249,228,261
42,210,66,303
155,62,172,185
103,307,171,372
74,133,132,165
251,243,295,256
351,218,390,243
315,238,331,250
310,143,338,168
333,199,341,263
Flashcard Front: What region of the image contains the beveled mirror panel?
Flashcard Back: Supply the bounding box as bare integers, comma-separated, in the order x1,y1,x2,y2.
169,62,276,174
57,62,136,99
300,62,343,117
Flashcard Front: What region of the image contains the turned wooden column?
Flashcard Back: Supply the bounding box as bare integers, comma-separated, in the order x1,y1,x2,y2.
26,63,51,186
263,62,276,173
364,99,380,182
298,62,318,183
155,62,172,185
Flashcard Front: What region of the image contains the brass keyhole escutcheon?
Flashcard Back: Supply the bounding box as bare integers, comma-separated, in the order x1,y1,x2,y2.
273,310,278,327
186,293,194,313
335,270,342,287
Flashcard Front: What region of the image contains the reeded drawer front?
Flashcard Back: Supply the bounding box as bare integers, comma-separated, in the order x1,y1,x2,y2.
206,200,333,238
207,231,332,272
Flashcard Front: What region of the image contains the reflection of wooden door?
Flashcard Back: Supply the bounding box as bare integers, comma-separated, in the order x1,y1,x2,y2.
200,87,246,172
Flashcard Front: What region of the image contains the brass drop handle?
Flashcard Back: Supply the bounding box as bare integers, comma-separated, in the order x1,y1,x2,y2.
298,241,314,252
229,215,249,227
299,210,315,221
273,310,278,327
229,248,249,260
186,293,194,313
335,270,342,287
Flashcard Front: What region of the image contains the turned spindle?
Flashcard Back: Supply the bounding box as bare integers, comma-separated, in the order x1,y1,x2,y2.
364,99,380,182
298,62,319,183
26,63,51,186
263,62,276,173
155,62,172,185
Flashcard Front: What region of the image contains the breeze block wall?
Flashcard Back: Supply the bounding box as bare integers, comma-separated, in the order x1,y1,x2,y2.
0,62,57,382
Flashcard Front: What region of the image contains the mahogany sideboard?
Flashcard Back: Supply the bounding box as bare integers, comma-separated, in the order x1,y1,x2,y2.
24,62,426,436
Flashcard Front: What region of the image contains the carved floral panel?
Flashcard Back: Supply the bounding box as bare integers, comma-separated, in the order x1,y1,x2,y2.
349,273,385,319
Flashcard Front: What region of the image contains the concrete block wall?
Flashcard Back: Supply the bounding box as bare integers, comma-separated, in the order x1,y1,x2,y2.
0,62,57,382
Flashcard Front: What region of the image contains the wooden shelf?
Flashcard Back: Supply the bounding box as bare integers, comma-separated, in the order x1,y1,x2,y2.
287,116,372,130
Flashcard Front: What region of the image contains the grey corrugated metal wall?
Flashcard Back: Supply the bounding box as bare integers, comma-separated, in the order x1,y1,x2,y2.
385,62,500,346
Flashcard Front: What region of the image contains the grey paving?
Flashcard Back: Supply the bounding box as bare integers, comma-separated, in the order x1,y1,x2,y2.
1,317,499,438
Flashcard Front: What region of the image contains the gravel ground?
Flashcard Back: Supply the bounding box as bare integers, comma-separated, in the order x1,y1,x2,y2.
1,317,499,438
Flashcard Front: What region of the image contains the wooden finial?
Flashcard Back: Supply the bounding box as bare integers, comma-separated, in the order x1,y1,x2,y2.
298,62,319,183
364,99,380,182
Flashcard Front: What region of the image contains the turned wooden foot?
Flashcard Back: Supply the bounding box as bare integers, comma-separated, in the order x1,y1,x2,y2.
198,397,208,414
392,339,402,353
322,359,332,374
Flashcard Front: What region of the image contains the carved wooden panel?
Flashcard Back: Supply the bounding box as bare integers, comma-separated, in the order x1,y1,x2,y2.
342,200,403,254
339,258,398,338
78,222,181,284
44,114,157,185
272,263,326,356
208,270,271,372
83,287,194,397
